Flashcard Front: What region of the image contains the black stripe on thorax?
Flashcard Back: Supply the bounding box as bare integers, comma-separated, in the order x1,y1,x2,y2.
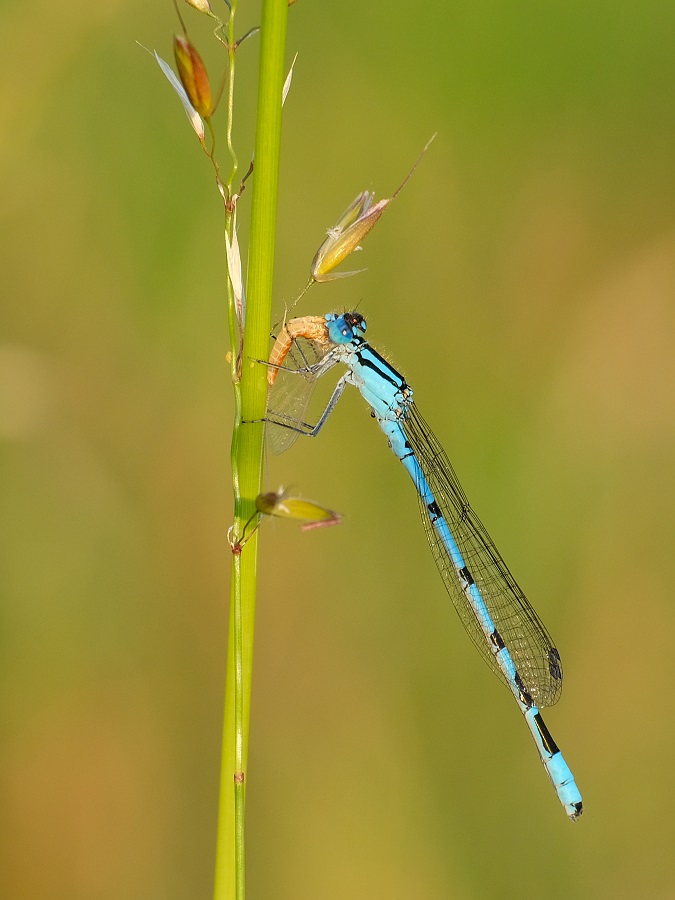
354,343,407,391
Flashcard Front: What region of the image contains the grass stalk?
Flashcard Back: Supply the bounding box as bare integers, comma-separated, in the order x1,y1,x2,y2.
213,1,288,899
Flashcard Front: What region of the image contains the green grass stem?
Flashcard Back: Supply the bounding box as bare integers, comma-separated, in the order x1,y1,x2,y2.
213,2,288,899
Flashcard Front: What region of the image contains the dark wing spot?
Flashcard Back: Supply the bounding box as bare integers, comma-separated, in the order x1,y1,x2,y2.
548,648,562,681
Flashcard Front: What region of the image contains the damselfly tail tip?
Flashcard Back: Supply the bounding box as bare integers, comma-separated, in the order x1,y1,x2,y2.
567,801,583,822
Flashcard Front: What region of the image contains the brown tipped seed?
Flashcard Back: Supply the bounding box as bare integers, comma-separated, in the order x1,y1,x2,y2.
173,35,212,118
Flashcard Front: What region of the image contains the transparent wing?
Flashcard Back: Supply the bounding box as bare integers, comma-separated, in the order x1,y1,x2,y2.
404,403,563,708
266,336,332,454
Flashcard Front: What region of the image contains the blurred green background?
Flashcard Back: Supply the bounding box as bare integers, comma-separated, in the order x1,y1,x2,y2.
2,1,675,897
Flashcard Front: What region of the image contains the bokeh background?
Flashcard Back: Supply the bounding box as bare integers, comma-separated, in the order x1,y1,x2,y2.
2,1,675,897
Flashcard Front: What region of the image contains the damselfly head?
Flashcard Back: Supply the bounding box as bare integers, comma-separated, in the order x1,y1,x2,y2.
344,311,366,334
325,311,367,344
